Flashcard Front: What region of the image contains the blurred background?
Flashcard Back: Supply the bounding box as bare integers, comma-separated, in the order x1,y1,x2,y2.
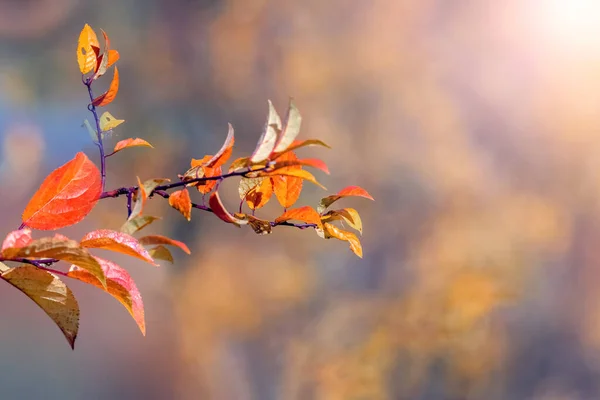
1,0,600,399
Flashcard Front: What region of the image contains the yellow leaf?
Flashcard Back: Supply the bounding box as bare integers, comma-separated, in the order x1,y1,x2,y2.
76,24,99,74
321,223,363,258
322,208,363,234
2,265,80,348
99,112,125,131
148,245,174,263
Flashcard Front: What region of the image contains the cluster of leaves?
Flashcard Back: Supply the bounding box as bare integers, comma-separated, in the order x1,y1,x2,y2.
0,24,373,349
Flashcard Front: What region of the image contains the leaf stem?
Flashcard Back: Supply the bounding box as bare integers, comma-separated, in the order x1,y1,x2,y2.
85,76,106,190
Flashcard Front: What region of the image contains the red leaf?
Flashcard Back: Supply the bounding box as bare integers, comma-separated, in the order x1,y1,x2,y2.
317,186,374,213
92,66,119,107
205,123,235,168
68,256,145,335
208,192,239,224
22,152,102,230
80,229,156,265
168,189,192,221
274,206,323,228
138,235,191,254
1,229,33,254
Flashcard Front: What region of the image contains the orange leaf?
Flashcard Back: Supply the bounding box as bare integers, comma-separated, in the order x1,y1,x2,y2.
22,152,101,230
1,229,33,254
98,49,120,69
320,222,363,258
92,66,119,107
271,151,302,208
272,139,331,159
138,235,191,254
228,157,251,172
80,230,156,265
245,176,273,210
76,24,100,74
209,192,243,224
205,123,235,168
317,186,374,213
197,165,221,194
250,100,281,163
269,158,330,175
111,138,153,155
273,100,302,153
2,265,80,348
169,189,192,221
274,206,322,228
261,168,326,190
68,256,145,335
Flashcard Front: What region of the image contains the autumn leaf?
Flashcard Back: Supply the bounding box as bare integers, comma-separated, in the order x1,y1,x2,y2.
228,157,251,172
268,158,330,175
273,100,302,153
95,49,120,73
138,235,191,254
141,178,169,196
317,186,374,213
322,208,363,234
197,165,221,194
261,168,326,190
319,222,363,258
129,176,147,219
2,238,106,286
76,24,100,74
1,229,33,253
2,265,80,348
168,189,192,221
270,152,303,208
275,206,323,228
148,245,174,263
80,230,156,265
205,123,235,168
92,66,119,107
68,256,145,335
120,215,161,235
250,100,281,163
209,192,245,225
234,214,272,235
99,111,125,132
272,139,331,159
22,152,102,230
110,138,154,156
92,30,111,80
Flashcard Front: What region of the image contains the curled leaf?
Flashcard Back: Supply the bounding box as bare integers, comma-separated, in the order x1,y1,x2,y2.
234,214,272,235
272,139,331,159
2,265,80,348
80,230,156,265
92,66,119,107
320,222,363,258
273,100,302,153
250,100,281,163
22,152,101,230
209,192,244,225
317,186,374,213
205,123,235,168
138,235,191,254
168,189,192,221
148,245,174,263
321,208,363,234
68,256,145,335
92,29,111,80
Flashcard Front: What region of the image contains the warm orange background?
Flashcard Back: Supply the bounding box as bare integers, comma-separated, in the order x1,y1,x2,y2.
2,1,600,399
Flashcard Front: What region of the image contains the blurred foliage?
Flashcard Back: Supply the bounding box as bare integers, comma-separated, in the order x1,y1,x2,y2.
2,0,600,399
